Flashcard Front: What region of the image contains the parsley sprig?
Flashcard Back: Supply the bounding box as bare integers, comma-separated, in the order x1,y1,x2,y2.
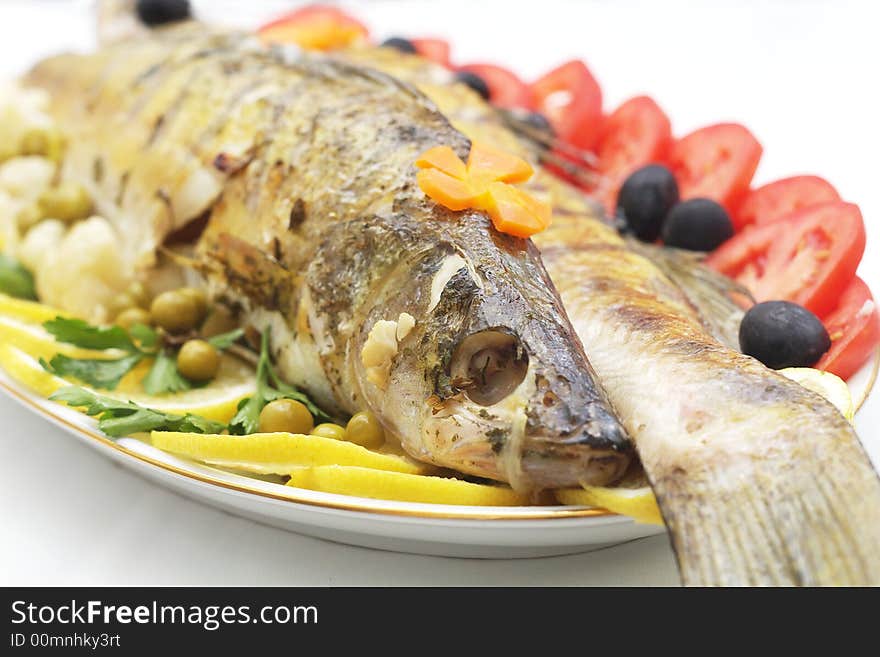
41,317,150,389
49,386,225,436
228,329,332,434
40,315,244,394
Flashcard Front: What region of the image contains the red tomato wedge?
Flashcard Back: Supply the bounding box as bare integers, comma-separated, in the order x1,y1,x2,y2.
531,60,603,149
669,123,762,212
816,277,880,380
457,64,532,109
258,5,368,50
706,201,866,317
734,175,841,229
594,96,672,212
412,38,451,67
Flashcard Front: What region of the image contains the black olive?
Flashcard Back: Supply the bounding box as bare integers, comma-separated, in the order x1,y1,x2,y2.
739,301,831,369
454,71,491,101
135,0,191,26
616,164,679,242
662,198,734,251
380,37,417,54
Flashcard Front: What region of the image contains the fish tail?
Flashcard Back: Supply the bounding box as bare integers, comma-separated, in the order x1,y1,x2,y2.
660,439,880,586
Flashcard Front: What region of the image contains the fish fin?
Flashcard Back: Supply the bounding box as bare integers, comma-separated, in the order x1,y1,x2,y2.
204,233,294,311
655,416,880,586
626,238,749,350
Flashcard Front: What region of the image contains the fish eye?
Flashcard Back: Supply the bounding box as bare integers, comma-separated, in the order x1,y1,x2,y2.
450,330,529,406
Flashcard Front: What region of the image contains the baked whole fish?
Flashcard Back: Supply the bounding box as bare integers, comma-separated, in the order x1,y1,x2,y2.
24,28,632,490
347,45,880,585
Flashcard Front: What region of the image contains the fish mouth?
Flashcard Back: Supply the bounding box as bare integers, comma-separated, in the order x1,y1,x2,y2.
443,328,633,490
519,425,632,489
450,329,529,406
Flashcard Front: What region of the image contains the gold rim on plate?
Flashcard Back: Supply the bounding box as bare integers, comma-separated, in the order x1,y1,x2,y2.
854,346,880,413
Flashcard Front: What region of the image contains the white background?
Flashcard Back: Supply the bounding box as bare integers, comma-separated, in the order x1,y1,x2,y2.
0,0,877,585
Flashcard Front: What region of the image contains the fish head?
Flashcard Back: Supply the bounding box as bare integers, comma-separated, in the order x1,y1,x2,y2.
359,229,633,491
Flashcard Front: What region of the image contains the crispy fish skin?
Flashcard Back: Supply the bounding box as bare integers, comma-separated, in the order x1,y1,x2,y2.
353,45,880,584
24,30,633,490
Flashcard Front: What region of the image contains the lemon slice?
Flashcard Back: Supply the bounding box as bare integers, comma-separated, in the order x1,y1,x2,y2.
151,431,428,476
779,367,854,421
0,342,254,423
287,465,528,506
120,356,255,422
555,486,663,525
0,291,69,324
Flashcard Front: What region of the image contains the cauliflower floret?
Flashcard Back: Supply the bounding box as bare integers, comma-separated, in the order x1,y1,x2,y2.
0,156,55,202
17,218,65,272
0,81,49,115
33,216,132,323
0,81,53,162
0,189,22,255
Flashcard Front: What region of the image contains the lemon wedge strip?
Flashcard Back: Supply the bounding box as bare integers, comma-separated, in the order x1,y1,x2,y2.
0,342,70,397
151,431,429,476
555,486,663,525
0,292,69,324
779,367,854,421
286,465,528,506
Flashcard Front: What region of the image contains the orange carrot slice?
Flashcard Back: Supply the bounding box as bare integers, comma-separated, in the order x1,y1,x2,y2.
483,182,551,238
415,145,468,179
416,169,479,211
467,141,534,184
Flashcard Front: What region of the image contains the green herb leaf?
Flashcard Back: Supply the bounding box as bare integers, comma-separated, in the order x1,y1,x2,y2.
128,323,158,349
228,394,264,436
227,329,334,434
142,350,192,395
49,385,132,413
41,353,144,390
40,316,149,390
227,331,273,435
207,328,244,350
0,254,36,300
50,386,225,437
43,317,136,352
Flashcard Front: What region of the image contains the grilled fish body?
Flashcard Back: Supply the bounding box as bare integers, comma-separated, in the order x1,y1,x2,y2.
24,29,633,490
351,46,880,585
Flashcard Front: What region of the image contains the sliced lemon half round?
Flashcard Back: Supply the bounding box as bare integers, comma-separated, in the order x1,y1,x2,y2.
779,366,854,421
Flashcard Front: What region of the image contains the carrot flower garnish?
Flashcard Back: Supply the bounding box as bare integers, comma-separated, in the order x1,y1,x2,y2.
416,142,551,238
258,6,369,51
